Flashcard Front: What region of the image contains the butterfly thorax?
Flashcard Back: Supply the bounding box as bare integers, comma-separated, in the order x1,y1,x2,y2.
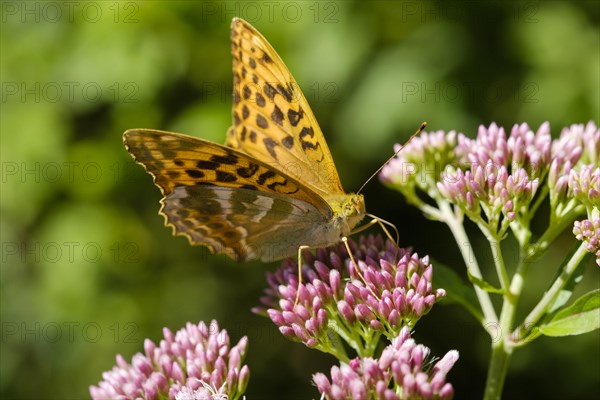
326,193,366,236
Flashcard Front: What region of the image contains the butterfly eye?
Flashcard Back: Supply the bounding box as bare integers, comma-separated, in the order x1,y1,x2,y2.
341,202,354,216
352,195,365,214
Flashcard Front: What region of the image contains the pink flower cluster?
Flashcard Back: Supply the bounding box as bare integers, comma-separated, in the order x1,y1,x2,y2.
573,218,600,266
90,320,249,400
313,327,458,400
255,236,446,350
380,120,599,235
438,122,549,224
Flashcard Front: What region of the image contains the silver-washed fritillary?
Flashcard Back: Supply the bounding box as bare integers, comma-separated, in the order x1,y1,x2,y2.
124,18,373,263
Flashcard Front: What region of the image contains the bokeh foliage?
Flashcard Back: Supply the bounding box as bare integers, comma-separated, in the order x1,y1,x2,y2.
1,1,598,399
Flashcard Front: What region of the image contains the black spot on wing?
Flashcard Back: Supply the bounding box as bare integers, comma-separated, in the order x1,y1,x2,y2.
263,138,278,159
256,114,269,129
186,169,205,179
299,127,319,151
264,83,277,100
243,85,251,100
174,160,184,167
282,135,294,149
287,109,303,127
249,58,257,69
257,170,275,185
256,92,266,107
277,84,293,102
249,130,257,143
237,163,259,178
267,181,299,193
299,126,314,139
210,153,238,165
197,160,219,170
262,52,272,63
216,170,237,183
242,105,250,120
271,106,284,126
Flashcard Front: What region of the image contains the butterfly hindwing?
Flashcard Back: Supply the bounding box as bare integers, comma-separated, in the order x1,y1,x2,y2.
228,17,345,199
162,185,330,261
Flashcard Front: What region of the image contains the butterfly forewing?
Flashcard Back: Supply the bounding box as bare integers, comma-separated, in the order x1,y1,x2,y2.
228,18,345,198
124,129,325,204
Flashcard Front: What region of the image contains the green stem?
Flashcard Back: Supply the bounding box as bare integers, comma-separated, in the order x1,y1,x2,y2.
326,317,355,361
529,183,549,218
512,242,589,344
531,205,584,258
481,243,523,399
417,202,444,221
438,201,498,326
363,330,381,357
478,224,511,295
483,340,513,400
322,337,350,363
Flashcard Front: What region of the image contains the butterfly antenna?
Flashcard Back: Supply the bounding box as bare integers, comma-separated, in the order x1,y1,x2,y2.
357,122,427,195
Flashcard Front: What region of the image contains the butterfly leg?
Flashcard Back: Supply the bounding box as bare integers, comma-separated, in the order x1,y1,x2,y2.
351,214,400,247
358,216,402,264
341,236,381,301
294,245,311,306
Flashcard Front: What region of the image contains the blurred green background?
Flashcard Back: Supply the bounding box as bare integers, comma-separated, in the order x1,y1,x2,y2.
1,1,599,399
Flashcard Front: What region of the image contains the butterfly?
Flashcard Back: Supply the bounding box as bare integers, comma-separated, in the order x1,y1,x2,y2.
124,18,389,264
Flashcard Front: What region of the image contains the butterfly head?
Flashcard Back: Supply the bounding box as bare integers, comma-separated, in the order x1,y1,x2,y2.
345,194,365,217
329,193,365,233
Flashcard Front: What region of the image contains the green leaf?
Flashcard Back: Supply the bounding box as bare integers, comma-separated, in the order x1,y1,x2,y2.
539,289,600,337
431,259,483,322
466,270,505,294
